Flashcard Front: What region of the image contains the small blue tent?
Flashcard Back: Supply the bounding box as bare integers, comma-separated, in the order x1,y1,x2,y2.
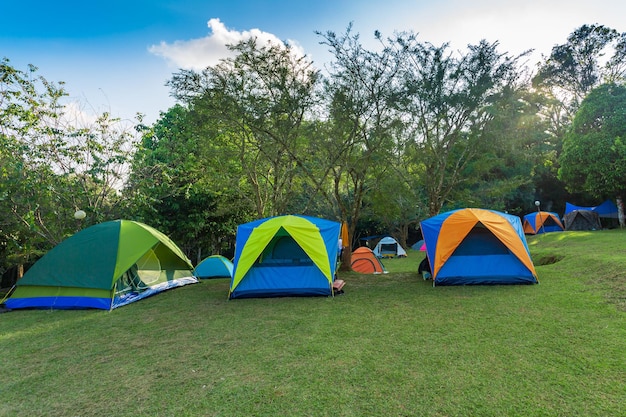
229,215,341,299
195,255,233,279
420,208,538,286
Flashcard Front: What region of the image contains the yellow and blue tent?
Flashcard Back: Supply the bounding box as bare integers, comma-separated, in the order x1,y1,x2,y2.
420,208,538,286
5,220,197,310
229,215,341,299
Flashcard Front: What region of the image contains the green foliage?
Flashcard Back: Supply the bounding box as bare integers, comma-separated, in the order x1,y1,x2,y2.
391,35,529,215
559,83,626,199
531,25,626,209
0,58,140,274
5,21,626,276
124,105,248,261
168,38,320,218
316,25,404,259
533,24,626,110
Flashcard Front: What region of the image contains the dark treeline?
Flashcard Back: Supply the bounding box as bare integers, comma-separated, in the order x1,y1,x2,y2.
2,23,626,284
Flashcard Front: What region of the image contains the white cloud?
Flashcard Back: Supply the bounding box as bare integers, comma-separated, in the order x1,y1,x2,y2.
149,18,306,70
65,102,102,129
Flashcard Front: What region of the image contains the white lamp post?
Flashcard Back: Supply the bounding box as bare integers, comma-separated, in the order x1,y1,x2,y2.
534,200,544,233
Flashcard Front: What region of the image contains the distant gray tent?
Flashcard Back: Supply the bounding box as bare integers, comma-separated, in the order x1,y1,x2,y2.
373,236,407,258
563,210,602,231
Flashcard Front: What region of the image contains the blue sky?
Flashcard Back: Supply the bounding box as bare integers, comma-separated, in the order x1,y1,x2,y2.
2,0,625,124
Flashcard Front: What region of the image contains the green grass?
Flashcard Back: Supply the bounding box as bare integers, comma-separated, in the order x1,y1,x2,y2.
1,230,625,416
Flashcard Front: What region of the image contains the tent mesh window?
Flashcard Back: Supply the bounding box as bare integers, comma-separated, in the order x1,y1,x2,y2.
453,224,510,256
380,243,397,255
257,234,312,266
115,265,141,295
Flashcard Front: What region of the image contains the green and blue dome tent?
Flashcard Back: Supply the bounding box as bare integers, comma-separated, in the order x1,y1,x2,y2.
229,215,341,299
5,220,197,310
420,208,538,286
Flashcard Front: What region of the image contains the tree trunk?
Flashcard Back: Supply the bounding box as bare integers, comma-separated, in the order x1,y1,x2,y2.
617,197,625,228
196,247,203,265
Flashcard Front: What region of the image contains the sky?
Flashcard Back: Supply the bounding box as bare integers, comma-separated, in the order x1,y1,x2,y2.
2,0,625,125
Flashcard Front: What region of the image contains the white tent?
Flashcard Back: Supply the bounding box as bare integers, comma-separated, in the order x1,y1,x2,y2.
373,236,407,258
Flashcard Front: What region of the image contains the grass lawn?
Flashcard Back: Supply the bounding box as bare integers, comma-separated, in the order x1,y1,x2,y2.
1,229,625,416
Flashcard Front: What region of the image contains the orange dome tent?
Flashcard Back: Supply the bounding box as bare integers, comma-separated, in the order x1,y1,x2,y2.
350,247,387,274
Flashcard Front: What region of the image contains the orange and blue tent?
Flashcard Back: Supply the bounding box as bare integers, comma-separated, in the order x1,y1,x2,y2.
420,208,538,286
522,211,564,234
229,215,341,299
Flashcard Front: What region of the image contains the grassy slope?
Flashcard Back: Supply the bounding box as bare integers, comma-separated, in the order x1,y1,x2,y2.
0,230,625,416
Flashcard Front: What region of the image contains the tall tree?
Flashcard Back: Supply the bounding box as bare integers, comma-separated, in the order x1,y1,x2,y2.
558,83,626,202
316,25,402,268
533,24,626,118
0,58,137,278
124,105,246,262
532,24,626,162
467,84,561,214
525,24,626,214
391,35,525,215
168,38,320,218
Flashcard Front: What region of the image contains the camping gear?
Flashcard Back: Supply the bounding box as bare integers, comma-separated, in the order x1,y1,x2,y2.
563,210,602,231
340,222,350,252
351,247,388,274
418,257,431,280
5,220,197,310
373,236,407,258
229,215,341,299
420,208,538,286
522,211,564,234
195,255,234,279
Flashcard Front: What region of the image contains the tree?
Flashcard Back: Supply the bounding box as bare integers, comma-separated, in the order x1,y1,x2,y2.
558,83,626,201
532,24,626,152
1,58,139,279
364,166,427,249
316,25,402,269
124,105,247,262
168,38,320,218
466,84,564,214
524,24,626,213
391,35,525,215
533,24,626,117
